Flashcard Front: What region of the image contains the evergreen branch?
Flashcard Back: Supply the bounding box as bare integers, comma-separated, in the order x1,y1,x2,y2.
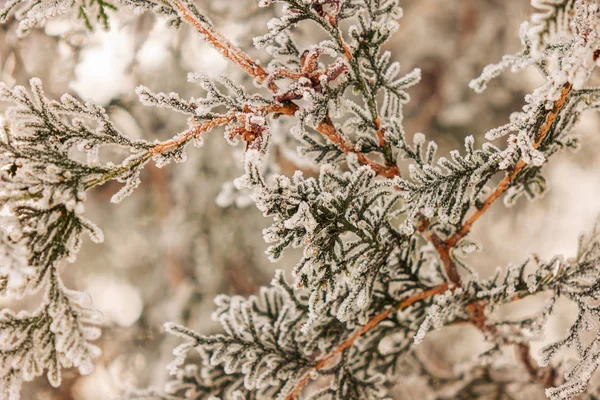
327,15,385,150
171,0,278,92
413,83,574,328
312,231,598,400
515,343,557,388
285,282,450,400
84,102,297,191
170,0,402,178
446,82,573,249
316,115,400,178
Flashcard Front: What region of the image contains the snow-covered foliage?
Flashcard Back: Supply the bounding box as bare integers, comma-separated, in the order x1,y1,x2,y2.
0,0,600,399
246,160,408,326
0,0,118,33
144,261,442,400
393,133,500,232
461,218,600,400
528,0,578,53
0,79,131,397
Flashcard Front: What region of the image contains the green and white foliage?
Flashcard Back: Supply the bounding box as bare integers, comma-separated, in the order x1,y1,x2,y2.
0,0,118,33
0,79,152,397
0,79,153,204
538,220,600,400
0,269,101,399
141,266,442,400
163,272,310,400
392,132,500,233
0,0,600,399
391,218,600,399
253,0,421,168
528,0,577,53
469,0,599,206
0,203,103,396
245,158,406,325
345,2,420,119
461,218,600,400
413,286,471,345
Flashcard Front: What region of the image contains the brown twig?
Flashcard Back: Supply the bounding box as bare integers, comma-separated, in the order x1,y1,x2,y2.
325,15,352,61
150,102,297,155
172,0,277,92
285,283,449,400
515,343,556,388
430,233,462,286
174,0,401,178
417,218,461,286
317,116,400,178
445,83,573,249
328,16,390,160
150,114,235,155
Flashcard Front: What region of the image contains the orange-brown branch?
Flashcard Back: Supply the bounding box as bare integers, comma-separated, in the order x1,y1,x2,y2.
417,219,461,286
285,283,449,400
173,0,278,92
317,116,400,177
173,0,402,179
151,114,235,155
430,233,462,286
151,102,297,156
515,343,556,388
445,83,573,249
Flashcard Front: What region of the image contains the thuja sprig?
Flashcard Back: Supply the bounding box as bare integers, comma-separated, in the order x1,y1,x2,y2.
164,0,406,178
285,282,449,400
128,1,599,399
0,0,119,33
445,83,573,249
1,0,600,399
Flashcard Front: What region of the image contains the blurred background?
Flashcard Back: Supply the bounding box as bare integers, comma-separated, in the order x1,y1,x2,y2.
0,0,599,398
